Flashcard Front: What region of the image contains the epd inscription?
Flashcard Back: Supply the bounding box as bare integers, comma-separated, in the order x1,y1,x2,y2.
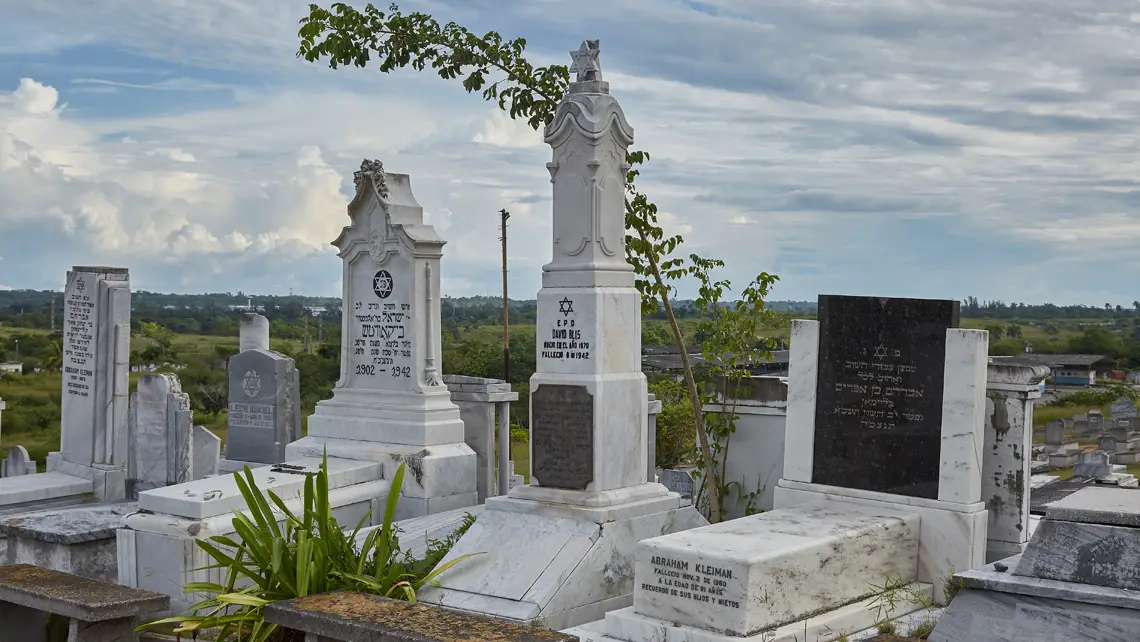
531,384,594,490
813,295,959,499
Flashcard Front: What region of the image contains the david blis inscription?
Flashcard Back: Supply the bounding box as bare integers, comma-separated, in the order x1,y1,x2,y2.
641,556,741,611
541,297,591,361
531,384,594,490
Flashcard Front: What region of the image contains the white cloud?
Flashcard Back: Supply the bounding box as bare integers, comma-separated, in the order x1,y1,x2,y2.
3,1,1140,304
11,78,60,115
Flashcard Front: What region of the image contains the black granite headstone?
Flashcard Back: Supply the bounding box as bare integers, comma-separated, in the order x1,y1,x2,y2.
813,295,960,499
531,384,594,490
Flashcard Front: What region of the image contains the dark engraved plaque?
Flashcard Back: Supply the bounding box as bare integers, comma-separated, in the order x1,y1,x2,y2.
812,295,960,499
531,384,594,490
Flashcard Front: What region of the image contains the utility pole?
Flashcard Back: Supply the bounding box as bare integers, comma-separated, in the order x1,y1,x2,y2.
499,208,511,497
500,209,510,383
50,297,56,335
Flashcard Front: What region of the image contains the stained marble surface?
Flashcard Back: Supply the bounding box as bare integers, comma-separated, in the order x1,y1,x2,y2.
1015,519,1140,590
782,320,819,484
633,503,919,636
929,587,1140,642
137,457,380,519
1044,485,1140,527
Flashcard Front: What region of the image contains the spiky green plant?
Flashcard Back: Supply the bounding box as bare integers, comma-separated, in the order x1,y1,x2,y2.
140,453,474,641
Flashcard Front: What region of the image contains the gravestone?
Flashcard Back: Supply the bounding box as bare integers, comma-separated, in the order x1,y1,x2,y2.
1045,419,1064,446
1110,397,1137,422
659,468,695,500
193,426,221,478
1,446,34,477
49,266,131,501
1098,435,1118,454
418,42,705,628
1074,451,1112,479
1088,409,1104,433
287,161,477,517
812,295,960,499
128,373,193,494
226,349,300,465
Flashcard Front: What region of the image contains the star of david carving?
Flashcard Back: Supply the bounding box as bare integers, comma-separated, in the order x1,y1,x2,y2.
558,297,574,317
242,370,261,398
373,270,393,299
873,345,888,360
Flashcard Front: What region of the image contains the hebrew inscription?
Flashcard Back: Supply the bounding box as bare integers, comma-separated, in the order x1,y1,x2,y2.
531,384,594,489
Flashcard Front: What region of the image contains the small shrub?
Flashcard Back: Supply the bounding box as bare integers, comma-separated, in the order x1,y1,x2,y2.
942,572,967,602
907,615,937,639
140,453,475,641
510,426,530,444
876,619,897,635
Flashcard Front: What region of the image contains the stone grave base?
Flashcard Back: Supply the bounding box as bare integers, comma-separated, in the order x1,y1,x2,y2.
0,472,93,517
774,480,987,604
562,501,933,642
118,458,385,615
566,586,933,642
1113,451,1140,465
1048,451,1081,468
287,436,477,520
419,484,706,631
1042,442,1079,456
1,502,136,583
929,558,1140,642
46,453,128,502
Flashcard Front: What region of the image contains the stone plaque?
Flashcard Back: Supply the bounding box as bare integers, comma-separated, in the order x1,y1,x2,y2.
531,384,594,490
813,294,960,499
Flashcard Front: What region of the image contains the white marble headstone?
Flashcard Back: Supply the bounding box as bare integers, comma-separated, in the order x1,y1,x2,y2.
2,445,34,477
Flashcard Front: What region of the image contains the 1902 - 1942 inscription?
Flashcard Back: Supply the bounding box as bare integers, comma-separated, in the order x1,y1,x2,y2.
531,385,594,490
813,295,959,499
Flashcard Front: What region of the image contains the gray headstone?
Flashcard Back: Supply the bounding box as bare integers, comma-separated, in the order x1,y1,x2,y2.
1110,397,1138,421
239,313,270,353
659,468,695,499
1098,435,1118,454
1045,420,1064,446
1074,451,1112,479
1088,410,1104,433
1062,417,1075,430
2,445,34,477
192,426,221,479
226,349,300,464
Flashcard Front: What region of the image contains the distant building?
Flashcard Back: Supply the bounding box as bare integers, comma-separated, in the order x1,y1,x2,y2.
998,354,1110,386
641,348,790,377
0,362,22,375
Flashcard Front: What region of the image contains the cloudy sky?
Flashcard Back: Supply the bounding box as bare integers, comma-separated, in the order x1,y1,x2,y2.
2,0,1139,305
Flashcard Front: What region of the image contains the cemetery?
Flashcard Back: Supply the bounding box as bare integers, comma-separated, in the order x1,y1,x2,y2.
0,32,1137,642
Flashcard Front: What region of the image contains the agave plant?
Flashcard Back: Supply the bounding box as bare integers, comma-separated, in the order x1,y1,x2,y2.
141,452,474,642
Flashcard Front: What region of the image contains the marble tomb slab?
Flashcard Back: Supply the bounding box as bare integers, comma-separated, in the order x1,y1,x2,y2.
928,585,1140,642
137,457,381,519
0,472,92,507
632,503,919,636
1014,519,1140,591
1043,486,1140,527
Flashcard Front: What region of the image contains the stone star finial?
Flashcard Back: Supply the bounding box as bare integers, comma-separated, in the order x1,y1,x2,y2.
353,158,389,200
569,40,602,83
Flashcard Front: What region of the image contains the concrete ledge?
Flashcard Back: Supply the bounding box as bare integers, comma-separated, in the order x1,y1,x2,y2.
0,564,168,621
264,591,578,642
0,473,92,507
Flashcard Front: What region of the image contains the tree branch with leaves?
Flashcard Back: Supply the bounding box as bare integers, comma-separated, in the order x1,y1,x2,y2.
297,2,778,522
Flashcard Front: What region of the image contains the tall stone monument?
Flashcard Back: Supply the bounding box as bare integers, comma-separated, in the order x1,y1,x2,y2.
420,41,705,629
128,373,193,494
285,160,478,518
47,266,131,501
